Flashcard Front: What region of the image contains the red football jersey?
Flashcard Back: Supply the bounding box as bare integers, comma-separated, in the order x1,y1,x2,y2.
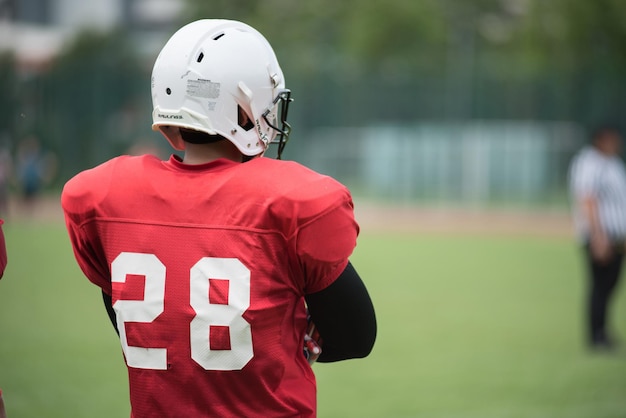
62,155,358,418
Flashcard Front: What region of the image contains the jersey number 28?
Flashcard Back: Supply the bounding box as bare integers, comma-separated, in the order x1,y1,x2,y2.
111,252,253,371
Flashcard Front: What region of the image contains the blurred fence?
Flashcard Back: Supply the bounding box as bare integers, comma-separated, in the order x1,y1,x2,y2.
2,42,618,210
293,120,586,207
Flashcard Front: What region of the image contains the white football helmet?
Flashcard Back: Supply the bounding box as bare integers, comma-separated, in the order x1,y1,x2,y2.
151,19,292,158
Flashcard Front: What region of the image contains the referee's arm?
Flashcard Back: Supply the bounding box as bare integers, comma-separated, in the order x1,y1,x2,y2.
580,194,611,262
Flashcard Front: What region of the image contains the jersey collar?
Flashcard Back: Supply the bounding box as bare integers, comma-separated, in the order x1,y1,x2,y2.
166,154,240,172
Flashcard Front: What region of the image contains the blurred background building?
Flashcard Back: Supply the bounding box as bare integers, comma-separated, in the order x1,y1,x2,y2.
0,0,183,67
1,0,625,209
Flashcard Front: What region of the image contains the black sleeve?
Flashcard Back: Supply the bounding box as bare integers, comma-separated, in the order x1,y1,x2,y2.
304,261,376,362
102,290,119,336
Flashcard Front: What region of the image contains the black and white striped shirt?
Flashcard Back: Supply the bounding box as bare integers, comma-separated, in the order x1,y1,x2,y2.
569,146,626,242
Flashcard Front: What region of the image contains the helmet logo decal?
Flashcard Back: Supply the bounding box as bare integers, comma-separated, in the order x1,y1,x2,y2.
157,114,183,119
187,78,221,99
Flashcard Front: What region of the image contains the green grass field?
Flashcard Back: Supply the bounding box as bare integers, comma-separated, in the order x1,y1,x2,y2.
0,217,625,417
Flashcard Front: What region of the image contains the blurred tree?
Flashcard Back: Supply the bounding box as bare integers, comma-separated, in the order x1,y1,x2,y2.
182,0,626,78
492,0,626,76
180,0,347,77
179,0,626,129
498,0,626,124
40,29,147,182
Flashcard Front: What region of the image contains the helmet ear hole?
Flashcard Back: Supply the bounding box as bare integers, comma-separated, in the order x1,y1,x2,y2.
238,105,254,131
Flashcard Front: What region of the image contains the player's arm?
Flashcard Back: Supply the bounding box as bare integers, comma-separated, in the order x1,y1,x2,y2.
0,387,6,418
304,261,376,362
0,389,7,418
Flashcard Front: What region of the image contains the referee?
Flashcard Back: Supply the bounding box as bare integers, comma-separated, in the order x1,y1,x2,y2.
569,125,626,350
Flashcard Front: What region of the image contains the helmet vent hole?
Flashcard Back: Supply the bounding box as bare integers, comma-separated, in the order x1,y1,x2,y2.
166,88,171,95
197,52,204,63
213,33,225,41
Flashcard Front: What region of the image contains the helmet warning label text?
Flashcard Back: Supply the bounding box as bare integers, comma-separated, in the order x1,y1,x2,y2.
187,79,221,99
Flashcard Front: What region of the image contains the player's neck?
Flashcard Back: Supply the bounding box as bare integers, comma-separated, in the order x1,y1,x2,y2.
182,141,244,165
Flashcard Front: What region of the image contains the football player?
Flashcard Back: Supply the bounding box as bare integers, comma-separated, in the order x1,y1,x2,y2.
62,19,376,417
0,388,5,418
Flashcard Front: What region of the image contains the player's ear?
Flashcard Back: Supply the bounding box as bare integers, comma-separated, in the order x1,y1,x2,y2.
158,126,186,151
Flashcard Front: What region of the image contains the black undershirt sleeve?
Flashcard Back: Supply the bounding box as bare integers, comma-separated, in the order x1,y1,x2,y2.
102,291,119,336
305,261,377,362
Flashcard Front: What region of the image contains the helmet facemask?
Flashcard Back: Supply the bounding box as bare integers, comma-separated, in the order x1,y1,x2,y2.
263,90,293,159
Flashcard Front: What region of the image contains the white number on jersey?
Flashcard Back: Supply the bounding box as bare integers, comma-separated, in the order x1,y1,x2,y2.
111,252,253,371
